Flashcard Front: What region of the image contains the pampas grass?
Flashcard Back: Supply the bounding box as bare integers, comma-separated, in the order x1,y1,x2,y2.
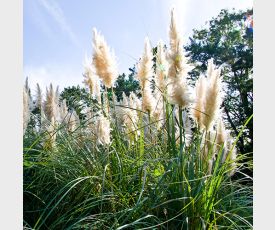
92,28,118,88
137,37,153,90
167,8,194,109
155,40,168,93
44,84,59,123
83,56,102,102
137,37,157,115
23,8,252,230
203,60,223,131
23,87,30,134
193,76,207,130
35,83,43,110
95,112,111,145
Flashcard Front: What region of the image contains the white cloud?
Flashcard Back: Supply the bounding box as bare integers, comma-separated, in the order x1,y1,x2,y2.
38,0,80,47
24,65,83,93
26,0,55,40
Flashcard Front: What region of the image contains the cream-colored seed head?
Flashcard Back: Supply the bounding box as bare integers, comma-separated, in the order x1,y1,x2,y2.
119,94,139,140
35,83,43,110
155,40,168,92
83,56,101,101
44,84,59,123
169,8,181,54
167,8,194,109
168,9,192,81
193,76,207,130
226,138,237,176
216,117,227,148
92,28,118,88
203,63,223,131
24,77,31,98
129,92,141,111
122,92,129,107
136,37,157,114
142,82,156,114
96,113,111,145
23,87,30,134
168,78,194,108
137,37,153,90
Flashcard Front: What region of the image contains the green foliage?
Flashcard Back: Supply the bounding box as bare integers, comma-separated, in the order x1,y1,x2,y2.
185,9,253,155
23,8,253,229
59,70,141,114
23,101,253,229
114,68,141,101
60,85,96,120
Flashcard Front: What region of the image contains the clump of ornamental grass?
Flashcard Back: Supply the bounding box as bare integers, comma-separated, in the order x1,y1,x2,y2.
23,7,252,230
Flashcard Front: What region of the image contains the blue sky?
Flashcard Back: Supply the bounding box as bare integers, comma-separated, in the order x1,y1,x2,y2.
24,0,253,91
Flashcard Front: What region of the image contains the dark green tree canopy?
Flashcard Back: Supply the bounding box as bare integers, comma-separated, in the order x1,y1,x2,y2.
185,8,253,154
60,85,95,120
114,67,141,101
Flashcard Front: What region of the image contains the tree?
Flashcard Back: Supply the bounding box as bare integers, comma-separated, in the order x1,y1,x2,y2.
185,9,253,155
60,69,141,119
60,85,95,120
114,67,141,101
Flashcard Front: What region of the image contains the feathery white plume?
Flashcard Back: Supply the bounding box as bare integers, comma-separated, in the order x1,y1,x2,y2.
203,60,223,131
43,84,59,123
137,37,153,90
155,40,168,92
96,113,111,145
23,87,30,134
193,76,207,130
83,55,102,102
167,8,194,108
92,28,118,88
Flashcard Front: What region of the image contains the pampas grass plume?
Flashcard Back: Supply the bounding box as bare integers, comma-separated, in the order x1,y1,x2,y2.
203,61,223,131
23,87,30,134
193,76,207,129
35,83,43,110
96,113,111,145
137,37,153,90
83,55,101,102
155,40,168,92
92,28,118,88
44,84,59,123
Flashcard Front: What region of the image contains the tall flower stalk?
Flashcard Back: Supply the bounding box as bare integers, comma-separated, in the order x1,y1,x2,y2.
167,8,194,109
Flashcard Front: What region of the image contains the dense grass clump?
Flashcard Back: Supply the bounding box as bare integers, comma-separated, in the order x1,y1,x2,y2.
23,8,252,230
23,102,252,229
